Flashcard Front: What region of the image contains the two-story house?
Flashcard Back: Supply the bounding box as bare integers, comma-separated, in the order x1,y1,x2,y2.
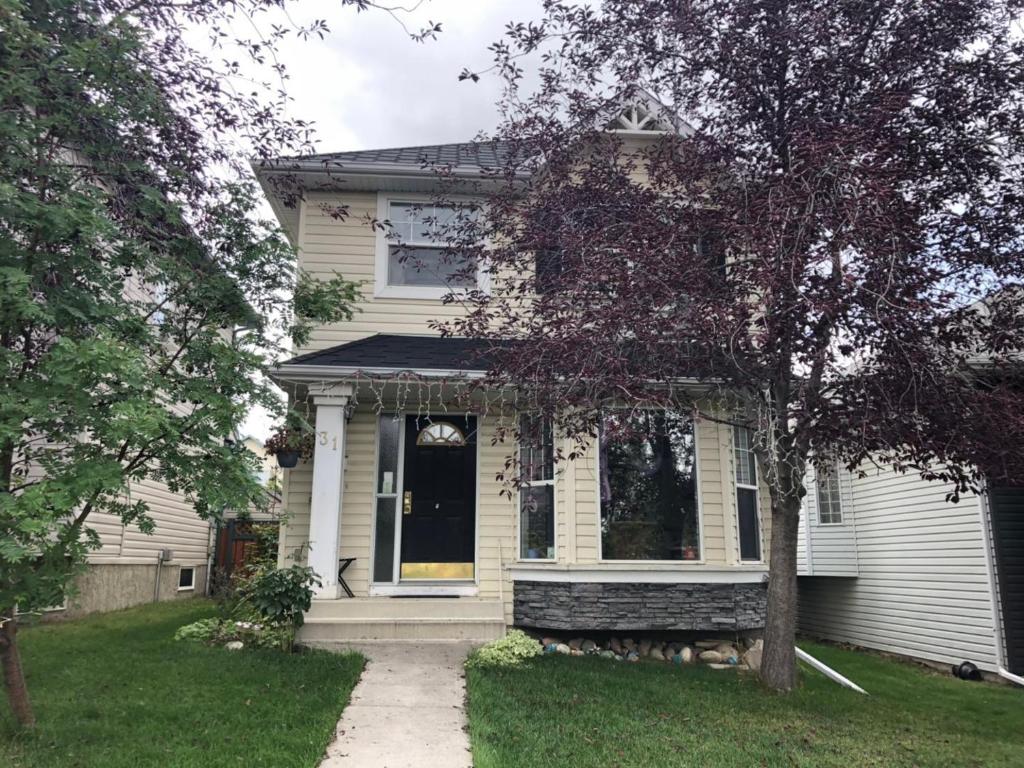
255,101,774,644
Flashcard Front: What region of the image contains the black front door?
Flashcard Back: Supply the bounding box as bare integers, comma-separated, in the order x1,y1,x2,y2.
400,415,476,579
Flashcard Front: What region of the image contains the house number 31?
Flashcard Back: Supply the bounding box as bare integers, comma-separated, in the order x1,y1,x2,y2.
318,431,338,450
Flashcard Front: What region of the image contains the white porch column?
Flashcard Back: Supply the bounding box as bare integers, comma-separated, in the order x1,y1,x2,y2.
307,386,353,599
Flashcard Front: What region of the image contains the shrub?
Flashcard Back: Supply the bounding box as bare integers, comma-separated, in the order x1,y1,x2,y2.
466,629,542,669
174,618,223,643
238,564,319,628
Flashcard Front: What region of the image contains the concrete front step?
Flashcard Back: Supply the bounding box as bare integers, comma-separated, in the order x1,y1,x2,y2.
298,597,507,642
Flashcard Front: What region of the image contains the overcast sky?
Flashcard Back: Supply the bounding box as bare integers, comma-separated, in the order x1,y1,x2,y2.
239,0,542,439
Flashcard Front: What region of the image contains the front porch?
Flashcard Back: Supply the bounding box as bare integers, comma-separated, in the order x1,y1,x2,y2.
274,334,772,644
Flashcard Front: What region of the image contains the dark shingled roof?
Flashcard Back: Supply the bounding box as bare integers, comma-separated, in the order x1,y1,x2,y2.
283,141,515,171
282,334,504,372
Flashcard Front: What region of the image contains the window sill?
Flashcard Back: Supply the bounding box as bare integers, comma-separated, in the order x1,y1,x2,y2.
509,564,768,584
373,284,479,300
176,586,195,592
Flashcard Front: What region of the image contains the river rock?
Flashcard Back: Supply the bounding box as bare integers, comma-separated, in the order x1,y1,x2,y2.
568,637,584,651
609,637,622,654
715,644,740,663
623,638,637,652
625,650,640,663
680,646,694,664
649,645,665,661
599,650,616,659
570,649,584,657
639,639,653,657
555,643,571,655
225,640,244,651
695,640,721,649
541,637,560,648
581,639,598,654
699,650,723,664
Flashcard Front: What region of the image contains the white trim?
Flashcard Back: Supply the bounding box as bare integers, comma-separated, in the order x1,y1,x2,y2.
86,556,207,567
373,192,489,300
368,583,479,597
177,566,196,592
978,480,1008,671
596,407,704,564
814,464,844,526
509,565,768,584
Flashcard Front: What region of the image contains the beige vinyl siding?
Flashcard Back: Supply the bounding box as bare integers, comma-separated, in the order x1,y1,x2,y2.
86,476,209,566
799,465,859,576
297,193,470,354
798,465,1001,671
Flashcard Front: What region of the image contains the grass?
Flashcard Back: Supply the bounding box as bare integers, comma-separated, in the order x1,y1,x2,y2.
466,641,1024,768
0,600,363,768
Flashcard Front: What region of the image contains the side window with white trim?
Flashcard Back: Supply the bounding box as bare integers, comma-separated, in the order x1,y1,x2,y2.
815,466,843,524
733,426,762,561
519,415,555,560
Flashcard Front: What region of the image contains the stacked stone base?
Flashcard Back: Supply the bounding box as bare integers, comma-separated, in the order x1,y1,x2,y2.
513,581,767,632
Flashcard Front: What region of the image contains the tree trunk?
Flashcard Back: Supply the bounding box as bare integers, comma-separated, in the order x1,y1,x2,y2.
0,610,35,728
760,494,802,691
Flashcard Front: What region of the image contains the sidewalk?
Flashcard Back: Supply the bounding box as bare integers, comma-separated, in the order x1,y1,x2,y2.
318,642,475,768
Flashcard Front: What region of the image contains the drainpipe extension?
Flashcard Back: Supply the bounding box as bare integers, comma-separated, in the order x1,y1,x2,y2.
796,647,868,695
999,668,1024,687
153,549,173,603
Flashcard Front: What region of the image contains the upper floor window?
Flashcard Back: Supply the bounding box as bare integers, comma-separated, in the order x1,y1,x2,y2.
816,465,843,525
375,194,482,299
599,409,700,561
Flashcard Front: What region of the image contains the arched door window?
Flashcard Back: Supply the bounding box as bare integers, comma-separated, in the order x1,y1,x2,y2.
416,421,466,447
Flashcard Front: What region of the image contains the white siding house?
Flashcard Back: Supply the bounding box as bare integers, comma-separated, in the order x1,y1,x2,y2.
797,462,1014,675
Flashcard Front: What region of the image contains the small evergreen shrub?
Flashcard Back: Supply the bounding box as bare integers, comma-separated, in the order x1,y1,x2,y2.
466,629,542,669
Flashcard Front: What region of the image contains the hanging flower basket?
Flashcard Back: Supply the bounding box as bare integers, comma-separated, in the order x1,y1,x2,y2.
265,428,314,469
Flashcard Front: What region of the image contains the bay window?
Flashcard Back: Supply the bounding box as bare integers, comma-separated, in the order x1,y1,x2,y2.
599,409,700,561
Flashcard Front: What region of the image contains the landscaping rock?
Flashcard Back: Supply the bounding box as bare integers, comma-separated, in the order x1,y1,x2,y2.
699,650,723,664
570,649,584,657
623,638,637,652
625,651,640,663
225,641,244,651
649,645,665,661
609,638,623,654
599,650,616,659
707,663,735,670
541,637,560,648
695,640,721,649
582,639,598,654
681,646,694,664
544,643,560,654
555,643,571,655
568,637,584,651
742,646,763,672
639,639,653,657
715,644,740,663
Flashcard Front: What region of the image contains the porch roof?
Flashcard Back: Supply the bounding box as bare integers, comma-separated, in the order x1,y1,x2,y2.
279,334,506,377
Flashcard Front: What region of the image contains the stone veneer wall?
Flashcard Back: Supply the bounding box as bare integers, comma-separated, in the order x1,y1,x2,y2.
513,581,767,632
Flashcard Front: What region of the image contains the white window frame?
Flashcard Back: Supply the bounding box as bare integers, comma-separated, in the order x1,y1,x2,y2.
517,416,557,563
596,407,704,565
815,465,844,526
732,426,763,563
177,566,195,591
374,192,490,299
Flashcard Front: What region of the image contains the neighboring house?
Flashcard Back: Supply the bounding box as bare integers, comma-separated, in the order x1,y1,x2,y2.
61,478,212,617
797,462,1023,678
255,99,774,644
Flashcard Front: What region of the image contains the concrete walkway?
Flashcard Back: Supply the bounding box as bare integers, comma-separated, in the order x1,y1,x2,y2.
318,642,475,768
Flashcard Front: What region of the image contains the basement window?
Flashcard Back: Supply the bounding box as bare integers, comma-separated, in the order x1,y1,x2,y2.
177,566,195,591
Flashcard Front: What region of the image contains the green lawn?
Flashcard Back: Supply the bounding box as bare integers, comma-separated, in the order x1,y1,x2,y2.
467,641,1024,768
0,600,363,768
